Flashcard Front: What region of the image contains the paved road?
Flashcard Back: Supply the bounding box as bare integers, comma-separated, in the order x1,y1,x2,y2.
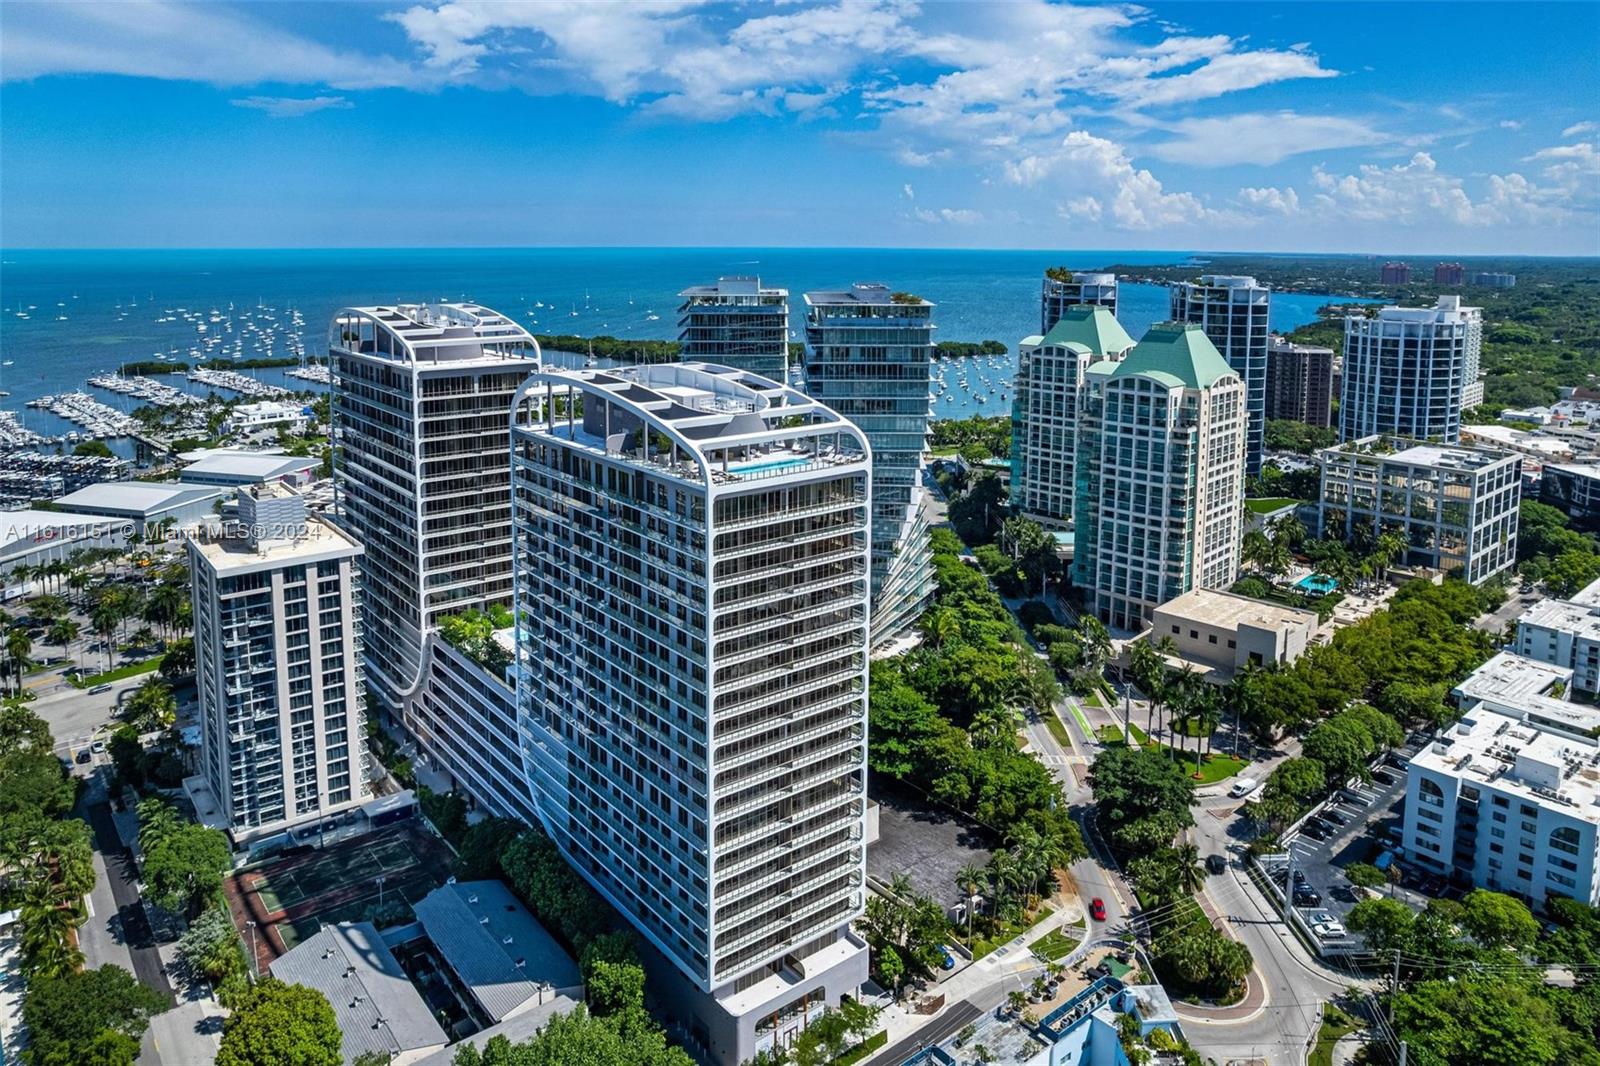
873,998,983,1066
1475,588,1541,635
80,772,174,1004
33,672,147,759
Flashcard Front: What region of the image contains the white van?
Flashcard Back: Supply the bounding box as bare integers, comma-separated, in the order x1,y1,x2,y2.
1228,777,1260,798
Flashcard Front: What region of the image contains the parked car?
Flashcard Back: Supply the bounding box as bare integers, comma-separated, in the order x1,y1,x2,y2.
1294,887,1323,907
75,749,91,764
1090,898,1107,922
1373,770,1397,786
1292,870,1307,884
1323,808,1349,826
939,946,956,971
1228,777,1260,798
90,740,107,754
1302,822,1328,841
1206,854,1227,875
1421,874,1447,896
1312,920,1348,939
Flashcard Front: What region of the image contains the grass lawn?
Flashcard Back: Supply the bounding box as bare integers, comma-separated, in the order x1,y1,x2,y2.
1043,711,1072,748
1098,721,1152,746
1309,1005,1362,1066
1245,497,1301,514
69,655,164,688
1081,689,1104,709
833,1031,887,1066
967,904,1055,960
1188,752,1249,784
1030,927,1080,961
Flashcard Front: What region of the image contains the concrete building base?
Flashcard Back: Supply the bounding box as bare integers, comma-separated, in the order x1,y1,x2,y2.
644,929,871,1066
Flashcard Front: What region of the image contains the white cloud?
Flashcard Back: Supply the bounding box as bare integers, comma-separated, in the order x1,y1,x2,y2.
910,205,983,225
1562,121,1598,137
1146,111,1385,167
1,1,420,89
1499,120,1523,130
902,184,915,200
1237,185,1300,214
1008,131,1217,230
1304,151,1585,228
1112,48,1337,108
230,95,353,118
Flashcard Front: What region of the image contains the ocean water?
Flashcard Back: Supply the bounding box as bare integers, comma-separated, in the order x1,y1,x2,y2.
0,248,1355,434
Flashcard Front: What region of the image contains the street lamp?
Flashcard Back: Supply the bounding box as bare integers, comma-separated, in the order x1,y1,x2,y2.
375,875,386,910
245,920,258,978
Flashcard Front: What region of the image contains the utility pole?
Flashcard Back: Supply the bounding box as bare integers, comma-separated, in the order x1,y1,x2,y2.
246,920,257,979
1390,949,1402,1017
1398,1040,1408,1066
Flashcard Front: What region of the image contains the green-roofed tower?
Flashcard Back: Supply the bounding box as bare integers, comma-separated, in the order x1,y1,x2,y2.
1072,322,1248,631
1009,304,1137,529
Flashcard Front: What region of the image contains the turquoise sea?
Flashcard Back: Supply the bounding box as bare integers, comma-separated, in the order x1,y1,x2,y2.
0,248,1353,435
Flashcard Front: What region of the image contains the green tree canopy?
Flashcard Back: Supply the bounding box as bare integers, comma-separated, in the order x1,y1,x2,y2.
21,964,166,1066
216,979,343,1066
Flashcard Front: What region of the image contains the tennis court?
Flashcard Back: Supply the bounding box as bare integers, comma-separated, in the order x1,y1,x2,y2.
224,822,453,971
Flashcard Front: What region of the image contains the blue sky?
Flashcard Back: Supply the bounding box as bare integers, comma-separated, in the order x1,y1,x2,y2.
2,1,1597,253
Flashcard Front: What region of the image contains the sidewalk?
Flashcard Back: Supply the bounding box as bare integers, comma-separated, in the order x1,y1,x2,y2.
141,944,226,1066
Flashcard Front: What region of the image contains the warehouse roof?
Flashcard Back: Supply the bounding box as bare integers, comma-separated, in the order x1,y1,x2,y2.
412,880,580,1022
53,481,225,518
269,922,447,1065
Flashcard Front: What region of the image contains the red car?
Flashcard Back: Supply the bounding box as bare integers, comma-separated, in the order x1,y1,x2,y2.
1090,897,1107,922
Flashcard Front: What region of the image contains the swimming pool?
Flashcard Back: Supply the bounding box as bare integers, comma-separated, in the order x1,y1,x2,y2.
729,456,812,475
1295,573,1339,595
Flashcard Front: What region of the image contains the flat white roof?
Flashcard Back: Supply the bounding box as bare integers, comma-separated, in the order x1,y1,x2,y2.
1154,587,1319,631
190,513,359,573
54,481,225,517
182,453,319,479
0,508,131,551
1411,707,1600,825
1454,651,1600,739
1519,597,1600,640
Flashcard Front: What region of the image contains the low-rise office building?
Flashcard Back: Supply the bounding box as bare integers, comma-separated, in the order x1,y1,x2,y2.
1540,463,1600,529
1461,424,1574,463
1315,436,1521,585
1515,580,1600,696
1404,705,1600,908
1149,588,1319,679
270,922,448,1066
224,400,309,435
1453,650,1600,743
410,880,584,1023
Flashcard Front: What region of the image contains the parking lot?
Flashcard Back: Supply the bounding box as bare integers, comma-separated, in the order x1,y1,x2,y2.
1266,739,1440,951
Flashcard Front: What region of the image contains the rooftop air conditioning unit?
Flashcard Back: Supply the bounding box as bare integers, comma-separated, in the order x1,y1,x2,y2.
467,895,479,904
502,936,514,945
479,916,490,925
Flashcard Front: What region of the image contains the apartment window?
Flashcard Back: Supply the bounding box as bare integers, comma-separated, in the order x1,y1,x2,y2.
1492,796,1509,808
1489,843,1503,854
1208,634,1218,645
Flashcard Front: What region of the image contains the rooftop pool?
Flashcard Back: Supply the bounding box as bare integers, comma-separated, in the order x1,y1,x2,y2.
728,456,812,475
1295,573,1339,595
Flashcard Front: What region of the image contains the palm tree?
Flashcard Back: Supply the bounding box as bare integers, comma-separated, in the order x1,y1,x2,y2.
47,618,79,668
1240,528,1270,574
5,627,32,694
90,601,119,670
66,571,92,607
1011,829,1052,908
1076,615,1112,680
17,883,82,979
987,851,1020,918
1165,666,1204,760
144,583,184,639
921,606,961,649
1194,689,1224,775
1171,843,1207,897
1128,636,1174,741
955,863,985,944
971,704,1020,745
1269,513,1307,552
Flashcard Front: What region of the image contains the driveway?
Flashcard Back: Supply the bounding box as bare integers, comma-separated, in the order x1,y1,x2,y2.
80,771,173,1003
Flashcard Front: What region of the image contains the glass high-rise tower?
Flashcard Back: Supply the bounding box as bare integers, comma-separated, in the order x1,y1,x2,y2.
1171,275,1270,476
510,363,872,1064
802,283,935,650
677,276,790,382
